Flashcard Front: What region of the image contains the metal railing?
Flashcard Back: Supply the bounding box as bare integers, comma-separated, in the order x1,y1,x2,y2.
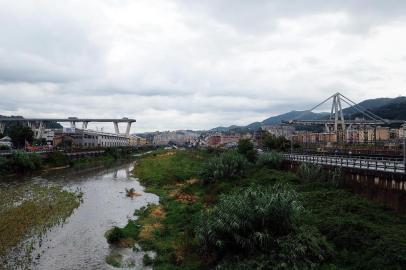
283,153,406,174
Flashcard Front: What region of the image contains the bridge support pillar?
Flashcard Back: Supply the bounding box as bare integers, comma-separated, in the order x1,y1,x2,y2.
70,121,76,128
125,122,132,137
114,122,119,134
82,121,89,129
0,122,5,134
36,121,45,139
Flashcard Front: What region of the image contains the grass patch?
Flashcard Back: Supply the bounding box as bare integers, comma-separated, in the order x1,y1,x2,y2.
0,183,81,258
114,149,406,270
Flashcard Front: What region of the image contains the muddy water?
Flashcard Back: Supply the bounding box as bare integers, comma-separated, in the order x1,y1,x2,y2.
4,162,159,270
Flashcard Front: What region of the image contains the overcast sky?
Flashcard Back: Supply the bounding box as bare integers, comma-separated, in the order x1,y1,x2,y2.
0,0,405,133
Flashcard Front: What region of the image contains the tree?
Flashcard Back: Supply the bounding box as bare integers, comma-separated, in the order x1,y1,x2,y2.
262,133,290,151
7,124,34,149
237,139,257,162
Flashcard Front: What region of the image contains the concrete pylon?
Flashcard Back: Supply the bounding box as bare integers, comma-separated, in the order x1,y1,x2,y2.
125,122,132,137
70,121,76,128
36,121,45,139
0,122,5,134
82,121,89,129
114,122,119,134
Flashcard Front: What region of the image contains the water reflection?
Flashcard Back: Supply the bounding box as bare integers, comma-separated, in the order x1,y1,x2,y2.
3,161,159,270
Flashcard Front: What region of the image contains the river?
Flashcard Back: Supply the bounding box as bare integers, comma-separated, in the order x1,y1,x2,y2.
1,161,159,270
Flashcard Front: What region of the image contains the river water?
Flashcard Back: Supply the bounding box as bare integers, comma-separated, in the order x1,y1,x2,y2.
2,161,159,270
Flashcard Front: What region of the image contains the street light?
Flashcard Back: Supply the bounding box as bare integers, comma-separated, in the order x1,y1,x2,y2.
403,125,406,173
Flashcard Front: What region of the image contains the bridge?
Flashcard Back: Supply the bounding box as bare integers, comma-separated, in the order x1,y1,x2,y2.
0,117,136,139
281,92,406,174
282,92,406,131
283,153,406,174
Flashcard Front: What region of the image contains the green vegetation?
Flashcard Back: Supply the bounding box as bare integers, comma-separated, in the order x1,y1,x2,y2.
200,151,248,184
108,150,406,270
237,138,257,162
261,131,291,151
6,124,34,148
256,151,283,169
0,145,10,150
45,151,70,167
196,184,331,269
0,183,81,259
0,151,42,173
0,147,142,174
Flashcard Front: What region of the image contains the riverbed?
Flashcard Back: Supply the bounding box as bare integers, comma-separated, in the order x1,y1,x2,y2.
1,161,159,270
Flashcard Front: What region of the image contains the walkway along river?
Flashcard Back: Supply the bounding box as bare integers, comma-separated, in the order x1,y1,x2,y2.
1,161,159,270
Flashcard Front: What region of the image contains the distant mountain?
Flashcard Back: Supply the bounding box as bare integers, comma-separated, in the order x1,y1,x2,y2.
209,96,406,132
342,97,394,116
211,111,328,132
350,96,406,120
261,111,329,125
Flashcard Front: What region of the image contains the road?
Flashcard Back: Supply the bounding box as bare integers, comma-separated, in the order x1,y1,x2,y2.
283,153,406,174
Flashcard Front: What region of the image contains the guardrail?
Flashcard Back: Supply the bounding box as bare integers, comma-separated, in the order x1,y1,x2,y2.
0,149,105,157
283,153,406,174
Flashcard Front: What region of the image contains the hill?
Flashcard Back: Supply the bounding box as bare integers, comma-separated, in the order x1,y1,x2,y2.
351,96,406,120
210,96,406,132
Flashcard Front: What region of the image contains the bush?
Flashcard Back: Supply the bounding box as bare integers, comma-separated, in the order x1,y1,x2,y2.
200,151,248,184
298,163,323,183
237,139,257,162
0,156,8,172
256,151,283,169
106,227,126,243
196,185,331,269
297,163,343,186
105,147,120,160
7,151,42,172
46,151,69,167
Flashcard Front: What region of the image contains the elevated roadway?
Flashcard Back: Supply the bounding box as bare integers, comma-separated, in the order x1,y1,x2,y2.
283,153,406,174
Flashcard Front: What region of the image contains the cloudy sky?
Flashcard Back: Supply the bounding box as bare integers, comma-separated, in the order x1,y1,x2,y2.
0,0,405,132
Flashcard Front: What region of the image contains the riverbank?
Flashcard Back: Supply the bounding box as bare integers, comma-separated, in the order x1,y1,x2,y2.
0,147,153,176
1,159,159,269
0,182,82,267
114,149,406,270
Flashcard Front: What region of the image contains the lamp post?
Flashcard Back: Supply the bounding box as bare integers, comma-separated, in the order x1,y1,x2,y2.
403,126,406,173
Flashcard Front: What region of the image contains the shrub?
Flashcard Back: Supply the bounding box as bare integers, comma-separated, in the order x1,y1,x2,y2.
0,156,8,172
106,227,126,243
196,185,331,269
46,151,69,167
256,151,283,169
200,151,248,184
105,147,120,160
237,139,257,162
298,163,323,183
7,151,42,172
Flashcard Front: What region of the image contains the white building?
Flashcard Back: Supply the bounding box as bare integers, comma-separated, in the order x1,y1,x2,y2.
0,136,12,148
55,129,129,148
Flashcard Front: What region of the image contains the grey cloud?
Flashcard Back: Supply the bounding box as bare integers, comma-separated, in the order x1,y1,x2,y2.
0,0,406,132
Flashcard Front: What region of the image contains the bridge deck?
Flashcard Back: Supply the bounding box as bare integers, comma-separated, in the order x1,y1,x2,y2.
0,118,136,123
283,153,406,174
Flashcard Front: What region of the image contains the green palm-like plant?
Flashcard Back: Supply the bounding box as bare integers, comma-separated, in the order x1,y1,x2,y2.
196,185,331,269
200,151,248,184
